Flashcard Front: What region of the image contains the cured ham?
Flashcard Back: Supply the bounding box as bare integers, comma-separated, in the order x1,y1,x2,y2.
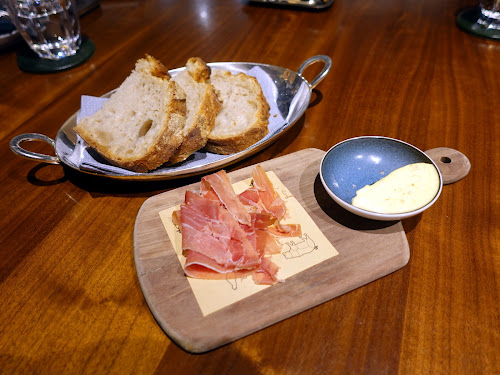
255,229,282,255
268,223,302,237
252,165,287,222
252,257,281,285
174,166,301,285
201,170,252,226
181,191,260,269
184,250,255,280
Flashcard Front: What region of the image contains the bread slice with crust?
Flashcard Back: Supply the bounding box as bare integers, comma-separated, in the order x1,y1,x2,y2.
205,69,270,155
74,55,186,172
169,57,221,164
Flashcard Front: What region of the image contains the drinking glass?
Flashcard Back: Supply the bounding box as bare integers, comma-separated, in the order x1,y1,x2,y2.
2,0,81,60
478,0,500,29
456,0,500,40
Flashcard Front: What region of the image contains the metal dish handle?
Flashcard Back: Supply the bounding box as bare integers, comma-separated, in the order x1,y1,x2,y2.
10,133,60,164
297,55,332,90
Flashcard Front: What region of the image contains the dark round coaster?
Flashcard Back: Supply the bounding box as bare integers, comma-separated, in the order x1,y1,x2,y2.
17,35,95,73
456,6,500,41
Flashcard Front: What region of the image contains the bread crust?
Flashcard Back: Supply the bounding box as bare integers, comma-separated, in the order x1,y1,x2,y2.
74,55,187,173
168,58,221,164
186,57,211,83
205,70,270,155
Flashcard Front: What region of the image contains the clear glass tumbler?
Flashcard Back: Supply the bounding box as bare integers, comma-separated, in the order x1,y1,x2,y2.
2,0,81,60
478,0,500,29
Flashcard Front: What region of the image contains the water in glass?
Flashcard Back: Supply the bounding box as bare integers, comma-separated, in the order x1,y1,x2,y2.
7,0,81,60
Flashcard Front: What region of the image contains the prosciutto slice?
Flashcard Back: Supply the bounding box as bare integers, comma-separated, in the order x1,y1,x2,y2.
252,257,281,285
252,165,287,222
175,167,300,285
184,250,255,280
181,191,260,269
201,170,252,226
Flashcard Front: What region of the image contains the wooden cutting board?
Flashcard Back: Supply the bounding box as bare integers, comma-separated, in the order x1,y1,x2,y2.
134,148,409,353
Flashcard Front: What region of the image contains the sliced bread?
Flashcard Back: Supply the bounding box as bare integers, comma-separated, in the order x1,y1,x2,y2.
169,57,221,164
74,55,186,172
205,69,270,154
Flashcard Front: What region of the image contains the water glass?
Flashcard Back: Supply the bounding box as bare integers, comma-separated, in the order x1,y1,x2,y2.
2,0,81,60
479,0,500,29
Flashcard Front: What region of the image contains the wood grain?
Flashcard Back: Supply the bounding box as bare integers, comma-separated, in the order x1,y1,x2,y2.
134,149,409,352
425,147,471,184
0,0,498,373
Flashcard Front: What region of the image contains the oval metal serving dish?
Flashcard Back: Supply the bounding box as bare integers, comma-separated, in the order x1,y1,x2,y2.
11,55,332,181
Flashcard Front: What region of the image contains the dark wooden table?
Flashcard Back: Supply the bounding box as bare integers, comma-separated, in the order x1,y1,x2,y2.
1,0,498,373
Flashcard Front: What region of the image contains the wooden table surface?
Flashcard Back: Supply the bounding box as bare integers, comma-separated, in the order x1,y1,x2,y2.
0,0,498,373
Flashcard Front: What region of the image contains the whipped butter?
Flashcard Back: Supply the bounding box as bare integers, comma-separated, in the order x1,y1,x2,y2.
351,163,440,214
